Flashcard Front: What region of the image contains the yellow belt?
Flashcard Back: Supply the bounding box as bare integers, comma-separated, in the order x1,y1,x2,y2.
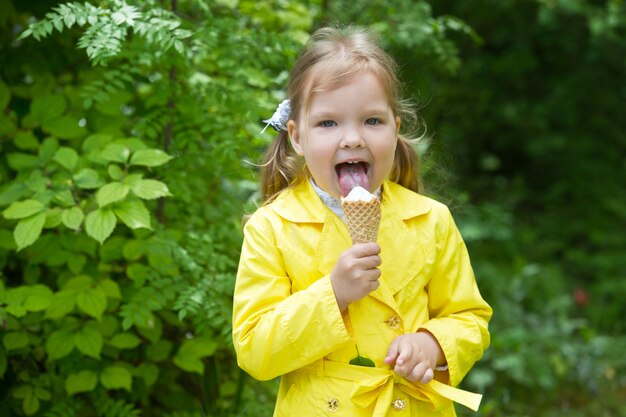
299,359,481,416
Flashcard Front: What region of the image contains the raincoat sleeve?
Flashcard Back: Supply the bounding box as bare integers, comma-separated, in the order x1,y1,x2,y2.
419,208,492,387
232,208,352,381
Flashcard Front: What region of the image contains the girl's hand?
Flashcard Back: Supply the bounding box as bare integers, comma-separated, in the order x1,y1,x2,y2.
384,331,445,384
330,242,381,312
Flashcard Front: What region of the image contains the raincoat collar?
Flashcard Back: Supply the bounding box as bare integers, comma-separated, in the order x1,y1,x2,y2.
269,179,433,311
271,179,431,223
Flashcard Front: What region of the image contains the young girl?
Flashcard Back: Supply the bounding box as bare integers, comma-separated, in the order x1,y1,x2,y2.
232,26,492,417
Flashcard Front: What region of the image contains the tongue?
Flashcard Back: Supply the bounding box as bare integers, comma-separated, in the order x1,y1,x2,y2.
338,163,369,197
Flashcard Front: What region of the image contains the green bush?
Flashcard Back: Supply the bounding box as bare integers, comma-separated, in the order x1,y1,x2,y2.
0,0,310,415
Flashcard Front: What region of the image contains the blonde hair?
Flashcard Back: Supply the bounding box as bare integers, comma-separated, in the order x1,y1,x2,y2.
260,25,423,203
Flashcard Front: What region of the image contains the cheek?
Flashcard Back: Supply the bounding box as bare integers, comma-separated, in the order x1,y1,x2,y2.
375,139,397,161
374,141,397,175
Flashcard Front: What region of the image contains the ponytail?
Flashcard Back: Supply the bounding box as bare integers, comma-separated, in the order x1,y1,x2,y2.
260,131,304,204
390,136,423,194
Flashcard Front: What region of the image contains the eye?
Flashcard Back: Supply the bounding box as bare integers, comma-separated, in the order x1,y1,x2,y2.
365,118,381,126
319,120,336,128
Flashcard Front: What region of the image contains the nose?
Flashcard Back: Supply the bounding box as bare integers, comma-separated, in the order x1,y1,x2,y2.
340,126,365,148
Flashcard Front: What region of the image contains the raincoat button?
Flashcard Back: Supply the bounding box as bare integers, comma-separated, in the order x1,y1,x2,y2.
327,398,339,412
386,315,401,329
392,398,406,411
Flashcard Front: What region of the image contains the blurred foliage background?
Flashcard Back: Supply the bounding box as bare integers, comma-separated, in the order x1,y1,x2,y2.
0,0,624,416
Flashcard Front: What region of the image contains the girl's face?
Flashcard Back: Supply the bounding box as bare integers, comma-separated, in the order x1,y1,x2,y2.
288,72,400,199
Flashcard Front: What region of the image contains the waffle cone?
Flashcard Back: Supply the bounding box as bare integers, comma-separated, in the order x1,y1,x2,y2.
342,198,381,244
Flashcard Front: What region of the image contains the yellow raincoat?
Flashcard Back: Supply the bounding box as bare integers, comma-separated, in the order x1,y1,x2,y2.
233,180,492,417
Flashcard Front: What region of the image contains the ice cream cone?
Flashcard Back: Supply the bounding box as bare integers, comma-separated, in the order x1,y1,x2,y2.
342,198,381,244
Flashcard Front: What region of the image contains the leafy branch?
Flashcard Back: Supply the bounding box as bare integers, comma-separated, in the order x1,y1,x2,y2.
19,0,192,65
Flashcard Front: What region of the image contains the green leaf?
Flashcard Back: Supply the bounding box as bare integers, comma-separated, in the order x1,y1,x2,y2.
46,328,75,360
53,147,79,171
136,363,159,386
34,387,50,400
173,335,218,374
122,240,145,261
7,153,38,170
100,143,130,164
76,287,107,320
177,335,218,358
349,344,375,367
62,207,84,230
100,366,132,391
74,324,103,359
6,305,27,318
3,332,29,350
114,138,147,152
129,149,173,167
25,170,47,194
0,183,29,206
98,279,121,299
13,131,39,150
0,113,17,136
136,317,163,344
122,173,143,188
108,164,124,180
349,355,376,367
3,199,45,220
53,189,75,208
114,201,151,229
96,182,129,207
97,315,119,338
45,290,77,319
83,133,113,153
85,208,117,244
39,137,59,161
23,285,53,311
73,168,104,189
42,115,87,139
63,275,93,290
109,332,141,349
31,94,66,124
23,391,39,416
173,354,204,374
14,212,47,251
131,179,172,200
66,370,98,395
44,207,63,228
68,254,87,273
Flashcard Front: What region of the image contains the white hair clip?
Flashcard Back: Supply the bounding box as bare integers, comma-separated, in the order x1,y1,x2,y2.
261,99,291,133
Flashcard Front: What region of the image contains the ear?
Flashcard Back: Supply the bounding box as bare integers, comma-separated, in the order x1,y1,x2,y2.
395,116,401,136
288,120,304,156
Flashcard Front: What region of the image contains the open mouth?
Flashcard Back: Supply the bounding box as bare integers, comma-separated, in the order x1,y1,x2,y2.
335,161,370,197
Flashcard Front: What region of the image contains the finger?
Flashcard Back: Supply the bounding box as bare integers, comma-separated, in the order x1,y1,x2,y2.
384,338,400,365
352,242,381,257
406,362,430,382
353,256,380,272
394,340,413,368
360,254,382,270
364,269,381,282
420,368,434,384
